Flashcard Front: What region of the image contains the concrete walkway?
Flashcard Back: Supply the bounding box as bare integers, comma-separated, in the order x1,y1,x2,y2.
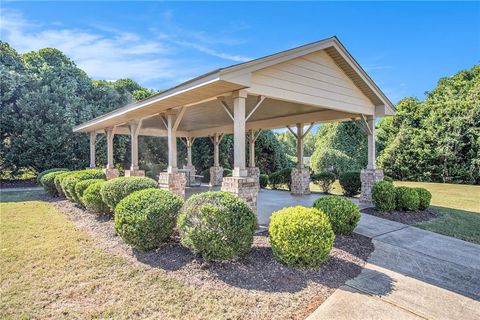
308,213,480,320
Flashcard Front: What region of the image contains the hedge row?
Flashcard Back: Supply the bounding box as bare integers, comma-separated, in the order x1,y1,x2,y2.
372,180,432,212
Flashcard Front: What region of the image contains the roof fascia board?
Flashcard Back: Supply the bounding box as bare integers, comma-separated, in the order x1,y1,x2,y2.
73,71,221,132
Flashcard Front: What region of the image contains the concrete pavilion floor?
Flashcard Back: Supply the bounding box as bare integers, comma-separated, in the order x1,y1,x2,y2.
185,185,370,225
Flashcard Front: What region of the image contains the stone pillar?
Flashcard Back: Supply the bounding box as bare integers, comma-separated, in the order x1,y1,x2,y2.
210,166,223,186
232,90,247,177
104,127,119,180
247,167,260,187
360,116,383,203
159,172,187,198
291,168,311,195
290,123,310,195
89,132,96,168
221,176,259,213
125,121,145,177
360,169,384,203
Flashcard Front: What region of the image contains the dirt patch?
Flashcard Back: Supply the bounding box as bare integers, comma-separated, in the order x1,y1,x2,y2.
51,198,374,319
362,207,438,225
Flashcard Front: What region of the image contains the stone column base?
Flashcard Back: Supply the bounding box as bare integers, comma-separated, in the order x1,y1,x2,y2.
158,172,186,198
221,176,259,214
247,167,260,188
291,168,311,195
103,168,119,180
209,166,223,186
125,169,145,177
360,169,384,203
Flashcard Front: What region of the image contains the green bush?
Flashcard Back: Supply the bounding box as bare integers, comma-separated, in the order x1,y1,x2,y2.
177,191,256,261
313,196,360,235
40,170,69,195
395,186,420,211
372,181,396,212
61,170,105,203
37,168,69,185
259,174,269,188
115,188,183,251
383,176,394,183
75,179,104,204
311,171,336,194
339,171,361,197
54,171,75,197
100,176,158,211
82,181,110,214
223,168,232,177
415,187,432,210
269,168,292,190
269,206,334,268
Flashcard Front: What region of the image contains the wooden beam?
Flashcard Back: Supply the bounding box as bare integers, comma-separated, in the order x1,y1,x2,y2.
245,95,266,121
173,106,186,131
286,125,298,138
301,122,315,139
218,98,234,121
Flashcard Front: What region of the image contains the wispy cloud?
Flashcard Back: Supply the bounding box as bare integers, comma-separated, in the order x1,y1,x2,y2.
0,8,249,87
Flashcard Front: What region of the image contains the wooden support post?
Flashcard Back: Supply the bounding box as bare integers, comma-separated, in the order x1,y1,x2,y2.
367,115,376,169
296,123,304,169
129,121,141,170
106,127,115,169
89,131,96,168
232,90,247,177
186,137,195,167
248,130,255,168
167,113,177,173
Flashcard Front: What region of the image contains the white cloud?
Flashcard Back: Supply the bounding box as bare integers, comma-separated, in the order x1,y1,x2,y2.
0,8,249,87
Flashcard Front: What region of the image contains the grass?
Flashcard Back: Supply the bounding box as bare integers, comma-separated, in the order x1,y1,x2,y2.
0,191,271,319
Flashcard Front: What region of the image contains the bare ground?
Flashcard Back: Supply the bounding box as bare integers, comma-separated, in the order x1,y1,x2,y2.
51,198,374,319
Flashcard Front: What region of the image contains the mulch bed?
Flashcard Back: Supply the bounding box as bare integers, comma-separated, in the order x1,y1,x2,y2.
0,179,38,189
51,197,374,320
362,207,438,225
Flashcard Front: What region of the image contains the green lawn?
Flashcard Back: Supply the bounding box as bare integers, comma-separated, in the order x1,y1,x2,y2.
311,179,480,244
0,191,273,319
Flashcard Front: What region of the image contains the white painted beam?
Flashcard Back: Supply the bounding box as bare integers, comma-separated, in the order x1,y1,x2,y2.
89,132,96,168
232,90,248,177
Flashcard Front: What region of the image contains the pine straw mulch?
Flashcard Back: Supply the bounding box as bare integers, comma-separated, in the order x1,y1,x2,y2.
51,198,374,320
361,207,438,225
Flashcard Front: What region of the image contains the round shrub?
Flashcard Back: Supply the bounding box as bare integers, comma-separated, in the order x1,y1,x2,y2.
62,170,105,203
100,176,158,211
82,181,110,214
395,186,420,211
75,179,104,204
40,170,69,195
311,171,336,194
313,196,360,235
115,188,183,251
259,174,269,188
54,171,75,197
177,191,256,261
415,187,432,210
269,206,334,268
269,168,292,190
339,171,361,197
372,181,396,212
37,168,69,185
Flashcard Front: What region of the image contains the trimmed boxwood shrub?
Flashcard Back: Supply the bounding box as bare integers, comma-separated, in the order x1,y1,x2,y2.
61,170,105,203
383,176,394,183
269,206,334,268
415,187,432,210
259,174,269,188
54,171,75,197
82,181,110,214
37,168,69,185
313,196,360,235
115,188,183,251
395,186,420,211
339,171,361,197
75,179,104,204
100,176,158,211
269,168,292,190
40,170,69,195
177,191,256,261
372,181,396,212
311,171,336,194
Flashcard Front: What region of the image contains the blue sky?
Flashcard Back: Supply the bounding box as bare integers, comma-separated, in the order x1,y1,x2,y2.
1,1,479,104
